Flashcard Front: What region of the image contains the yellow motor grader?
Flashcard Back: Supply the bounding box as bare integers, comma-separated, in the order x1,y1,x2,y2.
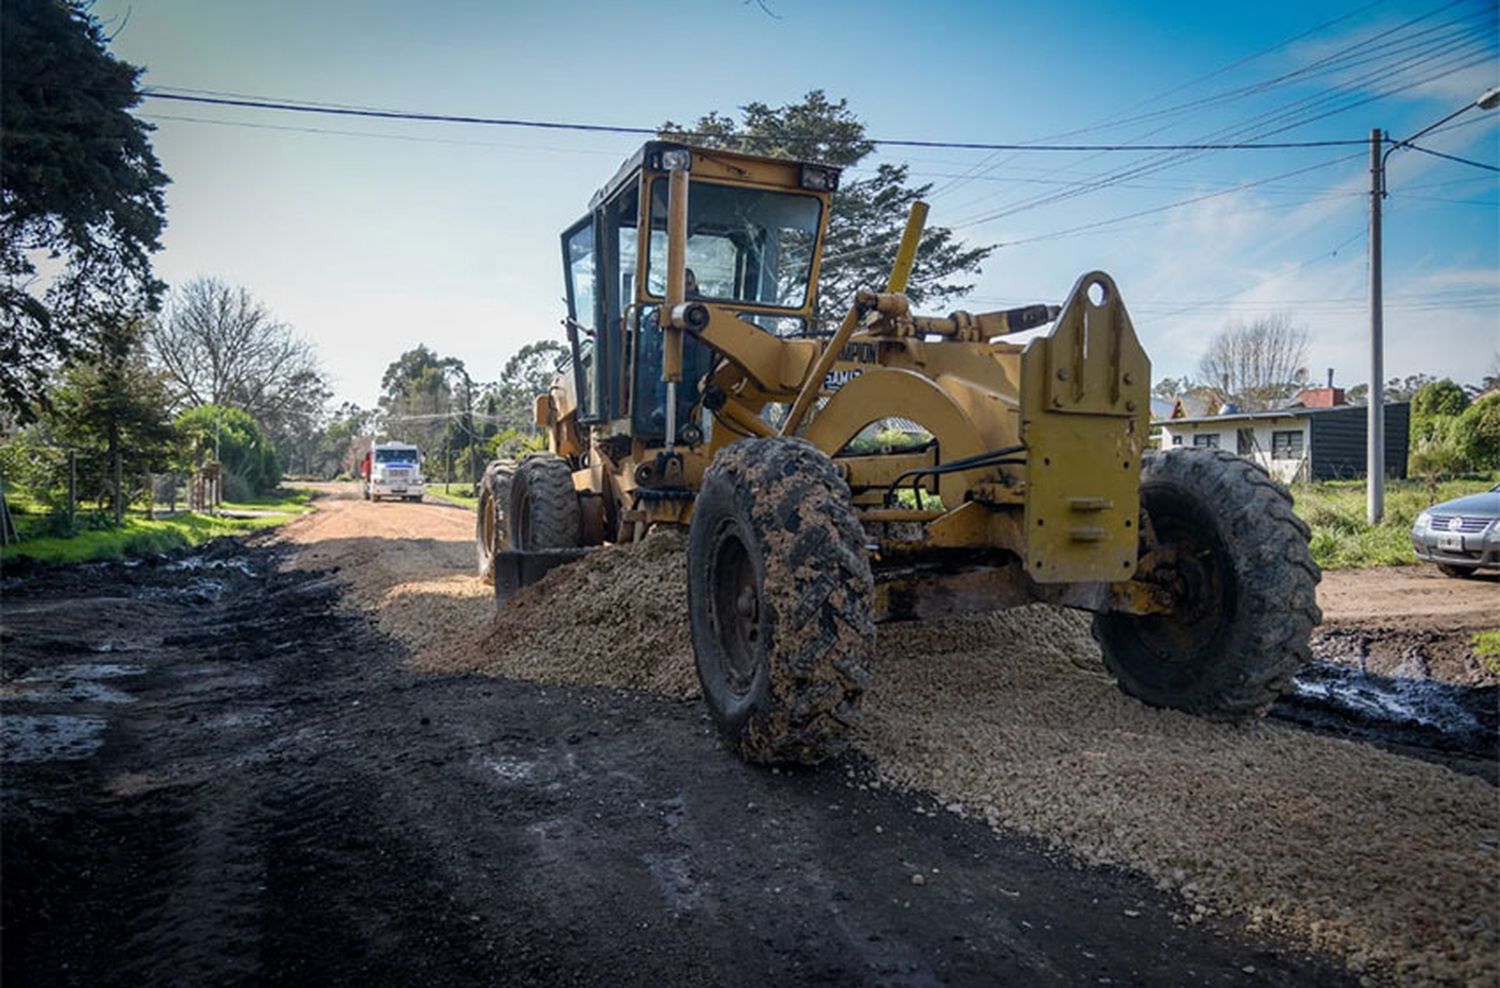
476,141,1320,764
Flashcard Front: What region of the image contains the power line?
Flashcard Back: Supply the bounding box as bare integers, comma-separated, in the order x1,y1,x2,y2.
1398,141,1500,173
136,112,628,155
929,1,1494,216
967,152,1365,244
134,89,1371,152
935,9,1496,227
925,0,1389,199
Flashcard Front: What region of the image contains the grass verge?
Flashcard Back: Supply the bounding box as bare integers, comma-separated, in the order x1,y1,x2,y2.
1291,475,1496,570
425,488,479,510
2,487,314,565
1473,630,1500,678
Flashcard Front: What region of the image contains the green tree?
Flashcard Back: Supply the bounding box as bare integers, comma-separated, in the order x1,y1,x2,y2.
378,346,468,477
661,91,994,325
175,405,282,499
1151,376,1195,401
1386,374,1438,403
1452,394,1500,471
1,0,170,419
1410,378,1469,446
48,319,176,523
319,401,377,477
493,340,568,432
1411,378,1469,419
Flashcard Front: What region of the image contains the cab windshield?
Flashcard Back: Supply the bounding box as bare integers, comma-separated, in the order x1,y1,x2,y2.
375,449,416,463
646,179,820,310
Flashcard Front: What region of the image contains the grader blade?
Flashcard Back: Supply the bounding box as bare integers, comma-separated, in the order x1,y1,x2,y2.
493,547,595,603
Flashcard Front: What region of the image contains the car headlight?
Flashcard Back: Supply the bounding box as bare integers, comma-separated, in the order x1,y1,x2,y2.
1415,511,1431,532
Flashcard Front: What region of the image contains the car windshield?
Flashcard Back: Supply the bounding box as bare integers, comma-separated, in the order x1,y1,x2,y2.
376,449,416,463
645,179,821,310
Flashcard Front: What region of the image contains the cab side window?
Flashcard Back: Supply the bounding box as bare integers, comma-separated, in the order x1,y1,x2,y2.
563,220,600,421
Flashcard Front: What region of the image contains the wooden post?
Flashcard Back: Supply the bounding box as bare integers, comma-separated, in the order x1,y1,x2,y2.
0,469,16,546
68,450,77,526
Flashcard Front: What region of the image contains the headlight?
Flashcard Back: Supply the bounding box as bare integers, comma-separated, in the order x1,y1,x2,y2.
658,148,693,172
1415,511,1431,531
800,164,839,191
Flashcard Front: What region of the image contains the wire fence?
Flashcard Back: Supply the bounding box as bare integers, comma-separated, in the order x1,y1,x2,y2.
0,443,226,547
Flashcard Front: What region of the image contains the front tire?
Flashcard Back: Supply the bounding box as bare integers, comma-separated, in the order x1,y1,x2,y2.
1437,563,1480,579
476,459,517,582
508,454,580,550
1093,449,1321,719
687,437,874,765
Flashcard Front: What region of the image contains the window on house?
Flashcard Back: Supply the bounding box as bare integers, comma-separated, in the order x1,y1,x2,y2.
1192,433,1220,449
1236,428,1254,455
1272,430,1304,460
1171,435,1183,446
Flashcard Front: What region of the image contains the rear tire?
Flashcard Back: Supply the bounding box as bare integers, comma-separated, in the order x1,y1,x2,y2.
1092,448,1320,719
509,454,581,550
687,437,874,765
476,459,517,582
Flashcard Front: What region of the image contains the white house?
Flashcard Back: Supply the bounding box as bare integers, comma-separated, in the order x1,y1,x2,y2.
1156,402,1411,484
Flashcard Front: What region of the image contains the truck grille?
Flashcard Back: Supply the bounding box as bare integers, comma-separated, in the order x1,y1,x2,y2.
1429,514,1489,533
385,468,411,480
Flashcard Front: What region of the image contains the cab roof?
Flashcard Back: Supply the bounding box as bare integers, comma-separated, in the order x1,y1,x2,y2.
588,139,842,211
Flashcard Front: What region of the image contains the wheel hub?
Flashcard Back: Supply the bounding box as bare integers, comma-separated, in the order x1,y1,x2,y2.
709,526,761,696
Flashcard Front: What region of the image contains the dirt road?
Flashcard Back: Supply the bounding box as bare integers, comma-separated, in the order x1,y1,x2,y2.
3,486,1494,985
1312,566,1498,688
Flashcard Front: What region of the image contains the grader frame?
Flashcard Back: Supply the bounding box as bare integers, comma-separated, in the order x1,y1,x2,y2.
510,142,1157,612
478,140,1319,764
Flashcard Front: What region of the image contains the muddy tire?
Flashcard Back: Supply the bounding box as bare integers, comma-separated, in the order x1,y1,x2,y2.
476,459,517,582
687,437,875,765
509,454,580,550
1092,448,1321,719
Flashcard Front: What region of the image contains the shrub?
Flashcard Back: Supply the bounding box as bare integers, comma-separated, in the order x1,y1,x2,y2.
1453,394,1500,471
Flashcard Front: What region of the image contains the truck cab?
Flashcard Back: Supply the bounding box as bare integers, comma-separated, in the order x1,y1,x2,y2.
363,442,425,502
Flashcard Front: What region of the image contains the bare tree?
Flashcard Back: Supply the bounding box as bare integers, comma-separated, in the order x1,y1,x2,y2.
150,276,327,429
1197,313,1310,412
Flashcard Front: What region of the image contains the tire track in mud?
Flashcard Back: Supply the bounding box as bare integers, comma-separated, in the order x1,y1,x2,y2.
2,528,1352,987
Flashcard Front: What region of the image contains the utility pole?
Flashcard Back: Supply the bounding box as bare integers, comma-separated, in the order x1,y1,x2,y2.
1367,128,1384,525
1366,88,1499,524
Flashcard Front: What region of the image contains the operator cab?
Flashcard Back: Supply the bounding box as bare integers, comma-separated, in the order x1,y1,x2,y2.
559,141,840,440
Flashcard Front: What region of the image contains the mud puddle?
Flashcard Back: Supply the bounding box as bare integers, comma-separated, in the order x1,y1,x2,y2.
1273,662,1498,782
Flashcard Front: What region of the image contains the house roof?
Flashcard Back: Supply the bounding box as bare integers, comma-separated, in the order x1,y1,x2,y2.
1155,402,1409,427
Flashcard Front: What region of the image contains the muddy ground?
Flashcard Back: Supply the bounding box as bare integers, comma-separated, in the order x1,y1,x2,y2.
2,486,1494,985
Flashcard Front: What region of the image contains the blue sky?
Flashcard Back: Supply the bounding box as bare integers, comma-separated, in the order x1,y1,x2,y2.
92,0,1499,407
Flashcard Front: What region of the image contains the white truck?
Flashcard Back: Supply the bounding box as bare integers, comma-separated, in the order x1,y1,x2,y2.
361,441,426,502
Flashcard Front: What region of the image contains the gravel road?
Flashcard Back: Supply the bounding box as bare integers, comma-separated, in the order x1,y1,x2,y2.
2,486,1492,986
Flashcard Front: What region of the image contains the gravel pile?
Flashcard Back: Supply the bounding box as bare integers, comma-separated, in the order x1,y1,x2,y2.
411,530,699,698
332,523,1497,985
865,608,1497,986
